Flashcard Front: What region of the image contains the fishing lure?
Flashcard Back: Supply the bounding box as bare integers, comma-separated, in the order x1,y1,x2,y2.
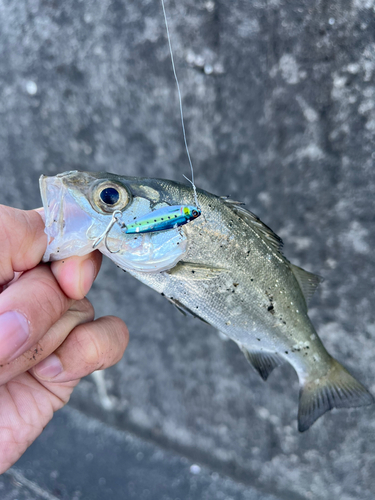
93,0,201,253
92,210,123,251
92,204,201,252
126,205,201,234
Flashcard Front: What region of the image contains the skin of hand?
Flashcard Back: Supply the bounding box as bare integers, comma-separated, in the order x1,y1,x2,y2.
0,205,129,474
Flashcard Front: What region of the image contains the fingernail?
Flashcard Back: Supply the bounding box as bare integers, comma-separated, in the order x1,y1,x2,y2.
34,354,63,379
81,259,96,296
0,311,30,361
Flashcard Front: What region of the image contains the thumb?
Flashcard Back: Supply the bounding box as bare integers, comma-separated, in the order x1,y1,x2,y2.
36,196,103,300
0,206,47,286
50,251,103,300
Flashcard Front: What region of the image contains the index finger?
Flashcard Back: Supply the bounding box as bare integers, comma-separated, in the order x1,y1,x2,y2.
0,206,47,285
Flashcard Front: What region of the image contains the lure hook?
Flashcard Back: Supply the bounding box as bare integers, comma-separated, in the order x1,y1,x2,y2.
92,210,125,254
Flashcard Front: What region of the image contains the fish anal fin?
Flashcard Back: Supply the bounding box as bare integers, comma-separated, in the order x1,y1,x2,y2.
290,264,323,305
238,345,282,381
298,358,374,432
166,261,227,280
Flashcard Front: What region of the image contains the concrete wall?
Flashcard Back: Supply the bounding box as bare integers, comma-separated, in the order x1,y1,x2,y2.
1,1,375,498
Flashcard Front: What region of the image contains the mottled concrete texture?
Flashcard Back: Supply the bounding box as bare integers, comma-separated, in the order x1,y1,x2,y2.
1,0,375,499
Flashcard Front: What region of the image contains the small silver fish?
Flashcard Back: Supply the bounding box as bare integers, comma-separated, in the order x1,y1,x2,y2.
39,170,373,431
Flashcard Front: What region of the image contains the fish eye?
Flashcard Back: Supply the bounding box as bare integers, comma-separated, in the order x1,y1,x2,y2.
99,187,120,205
192,210,199,218
92,181,131,214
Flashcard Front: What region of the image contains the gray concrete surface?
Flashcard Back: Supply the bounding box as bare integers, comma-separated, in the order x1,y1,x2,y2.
0,0,375,499
2,406,279,500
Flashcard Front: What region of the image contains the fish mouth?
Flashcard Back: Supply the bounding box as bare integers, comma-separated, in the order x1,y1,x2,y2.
39,174,95,262
39,170,189,272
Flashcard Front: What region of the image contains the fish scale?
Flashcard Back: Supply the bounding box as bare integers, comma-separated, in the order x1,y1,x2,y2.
39,170,374,432
129,195,313,355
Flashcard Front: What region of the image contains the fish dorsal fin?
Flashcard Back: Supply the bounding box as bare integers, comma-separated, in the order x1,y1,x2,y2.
219,196,246,206
223,201,283,255
238,344,283,381
166,261,227,280
290,264,323,305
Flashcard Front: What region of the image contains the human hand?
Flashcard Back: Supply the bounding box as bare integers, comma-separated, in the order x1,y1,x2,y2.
0,205,129,474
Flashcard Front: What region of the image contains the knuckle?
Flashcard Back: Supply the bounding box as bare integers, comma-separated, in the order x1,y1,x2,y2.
37,275,68,321
106,316,129,362
70,298,95,322
73,324,102,367
72,317,129,369
21,274,70,333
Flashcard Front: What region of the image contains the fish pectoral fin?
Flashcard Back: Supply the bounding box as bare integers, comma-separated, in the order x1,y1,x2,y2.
298,357,374,432
238,345,282,381
290,264,323,305
166,296,210,324
166,261,227,280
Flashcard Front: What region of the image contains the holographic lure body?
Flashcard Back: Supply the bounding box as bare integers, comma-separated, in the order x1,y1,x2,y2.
125,205,201,234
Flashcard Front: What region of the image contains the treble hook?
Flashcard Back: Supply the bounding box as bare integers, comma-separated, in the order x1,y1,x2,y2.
92,210,126,254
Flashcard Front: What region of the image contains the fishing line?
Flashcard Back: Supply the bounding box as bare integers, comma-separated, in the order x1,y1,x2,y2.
160,0,200,210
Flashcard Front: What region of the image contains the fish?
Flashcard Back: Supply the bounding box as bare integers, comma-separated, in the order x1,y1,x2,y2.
39,170,374,431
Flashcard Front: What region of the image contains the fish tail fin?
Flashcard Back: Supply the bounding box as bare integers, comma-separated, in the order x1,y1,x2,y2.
298,357,374,432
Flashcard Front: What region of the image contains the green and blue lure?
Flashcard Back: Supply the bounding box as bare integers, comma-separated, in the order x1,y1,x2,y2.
92,204,201,252
92,0,202,254
126,205,201,234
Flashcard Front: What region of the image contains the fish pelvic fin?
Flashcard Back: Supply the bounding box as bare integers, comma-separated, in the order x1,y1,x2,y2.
165,296,210,324
238,345,282,381
298,358,374,432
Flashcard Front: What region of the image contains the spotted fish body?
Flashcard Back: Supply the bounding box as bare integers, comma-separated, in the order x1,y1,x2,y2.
125,205,201,234
39,171,373,431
